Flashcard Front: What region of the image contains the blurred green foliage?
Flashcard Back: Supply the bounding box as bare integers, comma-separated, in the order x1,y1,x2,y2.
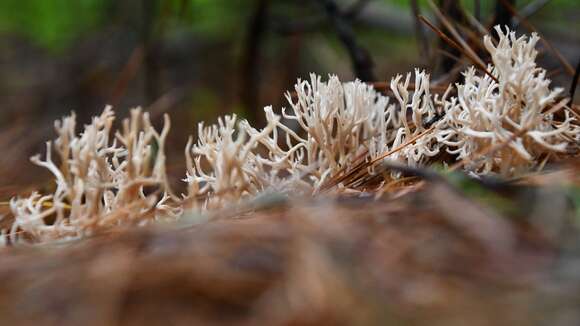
0,0,251,50
442,171,520,217
1,0,578,52
0,0,106,50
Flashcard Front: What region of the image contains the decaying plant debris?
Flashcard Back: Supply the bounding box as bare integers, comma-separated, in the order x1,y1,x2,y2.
0,25,579,326
1,170,580,325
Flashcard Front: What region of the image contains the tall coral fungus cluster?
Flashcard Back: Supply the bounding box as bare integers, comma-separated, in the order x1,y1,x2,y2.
438,27,577,175
4,107,178,244
2,27,578,245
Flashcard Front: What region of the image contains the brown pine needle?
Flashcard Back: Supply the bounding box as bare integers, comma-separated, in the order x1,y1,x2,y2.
370,126,436,166
426,0,486,69
321,126,436,192
418,15,498,83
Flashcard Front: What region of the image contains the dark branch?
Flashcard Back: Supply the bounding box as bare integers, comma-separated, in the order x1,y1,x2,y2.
343,0,372,20
410,0,430,65
474,0,481,22
271,0,371,36
435,0,468,75
240,0,270,124
318,0,376,82
516,0,550,26
570,57,580,105
142,0,161,105
492,0,515,39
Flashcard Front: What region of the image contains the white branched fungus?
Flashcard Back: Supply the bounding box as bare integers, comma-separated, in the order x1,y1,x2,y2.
184,113,281,209
248,75,392,189
4,27,578,245
8,107,176,244
439,26,578,175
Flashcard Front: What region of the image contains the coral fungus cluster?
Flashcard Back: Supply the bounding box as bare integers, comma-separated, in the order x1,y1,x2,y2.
2,27,578,245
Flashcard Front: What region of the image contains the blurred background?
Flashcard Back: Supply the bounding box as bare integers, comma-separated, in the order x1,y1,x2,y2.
0,0,578,190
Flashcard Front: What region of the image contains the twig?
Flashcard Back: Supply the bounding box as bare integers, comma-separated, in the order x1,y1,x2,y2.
319,150,369,192
318,0,376,82
343,0,372,20
570,57,580,104
427,0,486,70
142,0,161,104
516,0,551,24
492,0,515,39
241,0,270,125
431,0,468,74
410,0,430,64
344,126,436,188
474,0,481,22
418,15,498,83
369,126,436,166
321,126,436,192
464,9,488,35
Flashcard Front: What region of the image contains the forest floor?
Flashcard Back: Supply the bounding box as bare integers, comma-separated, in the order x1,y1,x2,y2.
0,157,579,325
1,3,579,325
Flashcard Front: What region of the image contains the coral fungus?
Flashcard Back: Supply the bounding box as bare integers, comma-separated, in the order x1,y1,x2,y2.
3,27,578,245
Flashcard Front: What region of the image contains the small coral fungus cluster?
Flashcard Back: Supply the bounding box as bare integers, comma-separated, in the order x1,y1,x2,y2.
2,27,578,245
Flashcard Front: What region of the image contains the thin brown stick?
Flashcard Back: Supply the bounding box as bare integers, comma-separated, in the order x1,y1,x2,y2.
343,0,371,19
319,152,370,192
318,0,376,82
418,15,498,83
369,126,436,166
570,57,580,104
492,0,515,36
342,127,436,188
410,0,430,64
427,0,486,69
435,48,466,66
241,0,270,125
321,126,436,192
474,0,481,22
518,0,551,21
464,9,487,35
